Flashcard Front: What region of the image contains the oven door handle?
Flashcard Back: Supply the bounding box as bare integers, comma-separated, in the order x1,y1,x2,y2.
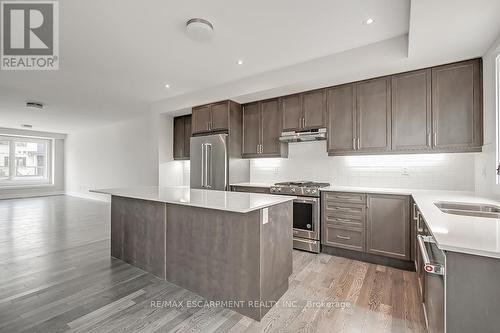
294,198,319,204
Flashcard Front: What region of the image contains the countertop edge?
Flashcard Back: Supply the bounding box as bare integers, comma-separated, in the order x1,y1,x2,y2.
90,189,295,213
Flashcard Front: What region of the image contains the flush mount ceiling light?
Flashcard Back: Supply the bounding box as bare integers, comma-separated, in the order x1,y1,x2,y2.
165,84,171,89
364,18,374,25
26,101,44,110
237,60,244,65
186,18,214,41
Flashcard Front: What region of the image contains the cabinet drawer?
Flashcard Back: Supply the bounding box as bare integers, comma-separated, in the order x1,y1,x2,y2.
323,192,366,204
324,202,366,217
323,225,364,252
325,214,364,228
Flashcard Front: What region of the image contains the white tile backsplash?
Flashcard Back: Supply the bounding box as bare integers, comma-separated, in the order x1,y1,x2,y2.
250,141,477,191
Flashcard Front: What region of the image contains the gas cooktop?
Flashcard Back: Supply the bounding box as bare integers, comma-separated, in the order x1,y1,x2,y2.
270,181,330,197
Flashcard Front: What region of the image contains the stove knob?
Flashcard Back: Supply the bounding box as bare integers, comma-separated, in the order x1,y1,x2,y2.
290,188,296,193
311,189,317,194
305,189,310,194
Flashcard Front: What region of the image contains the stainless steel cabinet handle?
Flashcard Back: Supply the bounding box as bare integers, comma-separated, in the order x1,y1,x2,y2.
417,213,424,233
413,203,418,221
357,138,360,150
302,117,306,128
417,235,445,275
333,217,352,223
336,235,351,240
201,144,206,188
205,144,212,188
353,138,356,150
433,132,437,147
427,133,431,146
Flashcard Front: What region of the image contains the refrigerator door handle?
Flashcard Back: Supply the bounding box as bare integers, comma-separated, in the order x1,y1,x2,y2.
201,143,206,188
205,144,212,188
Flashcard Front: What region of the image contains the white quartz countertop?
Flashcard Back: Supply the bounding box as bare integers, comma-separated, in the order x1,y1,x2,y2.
322,185,500,259
91,186,295,213
320,185,413,195
230,182,274,188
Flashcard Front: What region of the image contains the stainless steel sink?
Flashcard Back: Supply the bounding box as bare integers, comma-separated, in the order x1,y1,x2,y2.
434,201,500,218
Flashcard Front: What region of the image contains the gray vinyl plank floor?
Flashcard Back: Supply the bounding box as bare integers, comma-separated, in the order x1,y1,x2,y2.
0,195,426,333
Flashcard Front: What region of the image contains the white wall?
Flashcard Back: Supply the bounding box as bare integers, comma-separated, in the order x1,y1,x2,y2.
475,35,500,197
250,141,477,191
0,127,66,199
65,113,160,201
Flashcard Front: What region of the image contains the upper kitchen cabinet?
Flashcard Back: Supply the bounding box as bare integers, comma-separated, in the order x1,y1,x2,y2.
302,89,327,130
327,84,356,154
242,99,288,158
356,77,392,153
391,69,432,151
173,115,191,160
281,94,302,131
281,89,326,131
242,102,260,157
192,100,236,134
431,59,483,151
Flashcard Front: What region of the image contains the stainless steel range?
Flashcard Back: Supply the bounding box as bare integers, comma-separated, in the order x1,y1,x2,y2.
270,181,330,253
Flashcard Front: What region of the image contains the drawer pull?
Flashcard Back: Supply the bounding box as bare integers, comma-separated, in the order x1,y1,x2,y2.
334,207,357,212
333,218,352,223
336,235,351,240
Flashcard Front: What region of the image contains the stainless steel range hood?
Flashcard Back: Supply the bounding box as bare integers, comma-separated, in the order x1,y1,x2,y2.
279,128,327,143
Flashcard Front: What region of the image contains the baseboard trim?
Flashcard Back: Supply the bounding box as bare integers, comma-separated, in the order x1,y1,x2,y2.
322,245,416,271
65,191,111,202
0,191,64,200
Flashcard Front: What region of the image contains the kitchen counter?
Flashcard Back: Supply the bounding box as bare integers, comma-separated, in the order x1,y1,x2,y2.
230,182,274,188
92,186,294,213
92,186,294,320
321,185,500,259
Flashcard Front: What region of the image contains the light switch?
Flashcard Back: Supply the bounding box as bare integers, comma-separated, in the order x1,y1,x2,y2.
262,208,269,224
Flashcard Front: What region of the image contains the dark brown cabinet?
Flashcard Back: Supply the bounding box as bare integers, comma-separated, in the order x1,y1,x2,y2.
192,101,231,134
366,194,410,260
327,58,482,155
281,89,326,131
242,99,287,158
391,69,432,151
322,191,412,264
326,84,356,154
173,115,191,160
281,94,302,131
356,77,392,153
432,59,482,151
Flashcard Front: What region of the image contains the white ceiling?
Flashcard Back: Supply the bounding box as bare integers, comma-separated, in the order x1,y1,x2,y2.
1,0,499,133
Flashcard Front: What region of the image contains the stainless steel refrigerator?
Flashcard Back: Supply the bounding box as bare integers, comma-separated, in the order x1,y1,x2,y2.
190,134,229,190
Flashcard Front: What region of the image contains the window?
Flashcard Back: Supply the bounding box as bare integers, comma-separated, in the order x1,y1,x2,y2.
0,135,52,186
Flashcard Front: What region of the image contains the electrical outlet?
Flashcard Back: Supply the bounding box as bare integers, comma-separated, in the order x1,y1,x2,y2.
401,168,409,176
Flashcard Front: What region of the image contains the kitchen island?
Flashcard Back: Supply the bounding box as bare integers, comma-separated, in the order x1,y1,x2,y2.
92,186,295,321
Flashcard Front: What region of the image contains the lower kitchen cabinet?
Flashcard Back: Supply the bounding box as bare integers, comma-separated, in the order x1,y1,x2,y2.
366,194,410,260
322,191,412,264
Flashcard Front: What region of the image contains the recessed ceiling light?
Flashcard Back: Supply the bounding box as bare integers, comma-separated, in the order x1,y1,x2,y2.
165,84,171,89
237,60,244,65
364,18,374,25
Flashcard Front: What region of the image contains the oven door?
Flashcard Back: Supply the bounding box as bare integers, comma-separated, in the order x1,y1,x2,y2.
292,196,319,240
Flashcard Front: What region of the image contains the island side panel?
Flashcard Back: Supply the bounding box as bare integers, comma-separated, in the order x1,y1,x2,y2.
260,201,293,316
111,196,166,279
165,204,261,319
